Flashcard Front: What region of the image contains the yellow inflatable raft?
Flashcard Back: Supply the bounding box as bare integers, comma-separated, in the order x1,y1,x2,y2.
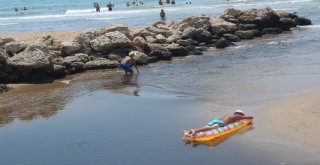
183,119,253,142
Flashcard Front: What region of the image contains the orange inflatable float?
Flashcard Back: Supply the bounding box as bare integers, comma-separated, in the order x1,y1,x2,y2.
183,119,253,142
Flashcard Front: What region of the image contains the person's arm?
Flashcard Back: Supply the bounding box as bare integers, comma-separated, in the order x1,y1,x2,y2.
240,116,254,120
134,64,140,74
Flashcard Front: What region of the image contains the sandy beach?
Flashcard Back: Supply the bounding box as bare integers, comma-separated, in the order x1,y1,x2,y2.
259,91,320,149
0,30,86,43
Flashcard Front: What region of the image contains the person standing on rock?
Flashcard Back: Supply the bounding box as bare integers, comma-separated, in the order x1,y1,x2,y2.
160,9,166,21
119,54,140,75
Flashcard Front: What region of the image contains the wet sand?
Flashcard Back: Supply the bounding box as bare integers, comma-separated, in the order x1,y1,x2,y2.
259,91,320,149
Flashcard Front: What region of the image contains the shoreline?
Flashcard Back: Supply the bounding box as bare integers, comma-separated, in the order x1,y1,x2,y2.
258,90,320,149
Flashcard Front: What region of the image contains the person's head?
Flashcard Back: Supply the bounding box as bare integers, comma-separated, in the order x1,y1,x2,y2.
233,110,245,116
161,9,164,12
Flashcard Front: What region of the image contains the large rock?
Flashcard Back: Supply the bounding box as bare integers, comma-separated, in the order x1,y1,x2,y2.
63,53,92,65
37,35,63,51
171,15,211,31
85,59,118,69
4,41,27,56
152,21,166,28
132,36,150,53
0,51,8,64
295,17,312,26
145,26,173,37
148,47,172,61
73,32,95,55
166,44,189,56
51,64,66,77
279,18,297,30
262,28,282,34
90,31,132,52
145,36,157,43
215,37,231,48
166,35,182,44
238,13,259,24
25,43,50,54
234,30,255,39
238,24,257,30
210,17,237,34
155,34,166,44
224,8,242,18
130,28,156,38
256,7,280,27
61,42,81,56
0,37,15,46
223,33,241,42
7,49,52,70
95,24,130,38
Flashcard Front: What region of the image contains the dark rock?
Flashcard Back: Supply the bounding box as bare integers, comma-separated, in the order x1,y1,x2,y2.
177,39,198,46
166,44,189,56
235,30,254,39
238,24,257,30
223,33,241,42
85,59,118,69
149,49,172,61
52,64,66,77
215,37,231,49
4,41,27,56
0,84,11,93
262,28,283,34
295,17,312,26
257,7,280,27
251,29,262,37
279,18,297,30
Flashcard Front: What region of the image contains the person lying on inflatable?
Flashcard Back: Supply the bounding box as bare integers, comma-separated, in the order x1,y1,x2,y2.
184,110,254,137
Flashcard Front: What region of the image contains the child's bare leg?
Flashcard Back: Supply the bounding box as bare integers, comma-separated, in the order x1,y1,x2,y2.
192,124,219,136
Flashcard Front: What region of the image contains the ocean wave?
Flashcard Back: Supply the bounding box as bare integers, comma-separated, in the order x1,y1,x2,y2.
0,22,18,26
232,0,314,7
298,24,320,29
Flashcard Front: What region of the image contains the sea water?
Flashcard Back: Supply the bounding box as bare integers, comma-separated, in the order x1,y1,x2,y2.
0,0,319,33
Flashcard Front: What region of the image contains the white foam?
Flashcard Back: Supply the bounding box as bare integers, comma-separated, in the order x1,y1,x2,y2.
0,22,18,26
298,24,320,29
232,0,314,7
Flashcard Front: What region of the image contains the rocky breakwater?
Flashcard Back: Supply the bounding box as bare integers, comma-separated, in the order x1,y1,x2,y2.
0,7,311,86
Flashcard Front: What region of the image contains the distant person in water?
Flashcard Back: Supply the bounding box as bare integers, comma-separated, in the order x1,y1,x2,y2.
107,2,113,11
119,53,140,75
184,110,254,137
171,0,175,4
159,0,163,5
166,0,170,4
95,3,100,12
160,9,166,20
14,7,18,12
21,6,28,10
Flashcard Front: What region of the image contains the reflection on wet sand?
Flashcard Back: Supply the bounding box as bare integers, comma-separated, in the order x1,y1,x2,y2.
0,82,72,127
185,125,254,148
0,70,140,127
104,74,140,96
